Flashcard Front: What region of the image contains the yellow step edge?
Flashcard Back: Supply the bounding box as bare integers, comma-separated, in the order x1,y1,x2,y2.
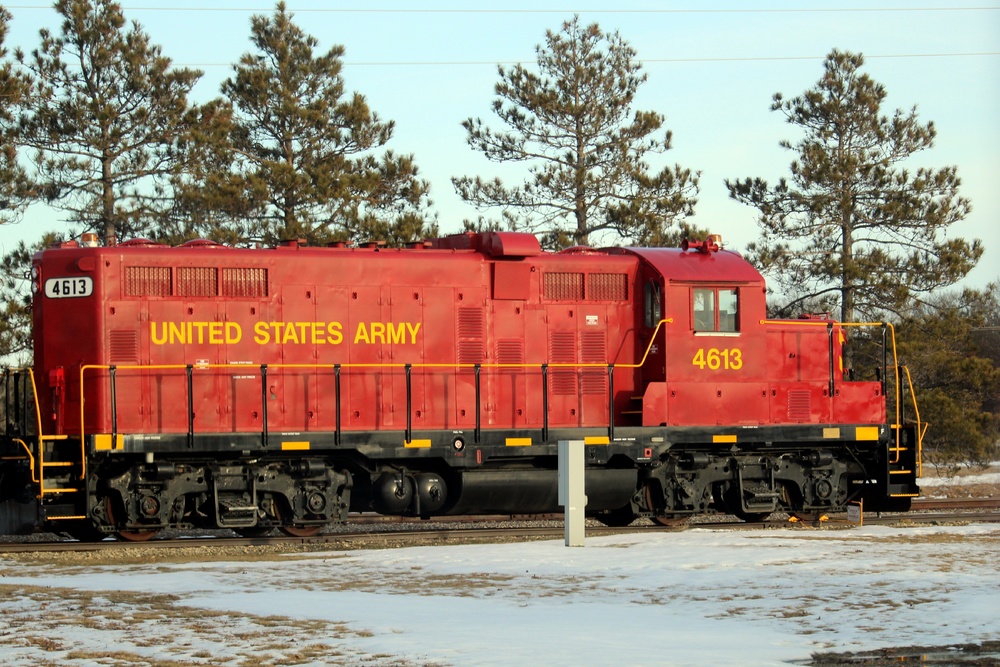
404,439,432,448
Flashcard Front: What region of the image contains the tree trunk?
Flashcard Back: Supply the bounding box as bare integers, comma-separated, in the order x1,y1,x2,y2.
102,154,115,246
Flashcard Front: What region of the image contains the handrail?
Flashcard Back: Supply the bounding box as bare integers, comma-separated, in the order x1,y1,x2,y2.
14,438,37,484
899,365,925,475
1,369,76,489
78,319,676,450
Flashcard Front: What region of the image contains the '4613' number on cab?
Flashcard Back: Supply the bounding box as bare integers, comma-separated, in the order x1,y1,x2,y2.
692,347,743,371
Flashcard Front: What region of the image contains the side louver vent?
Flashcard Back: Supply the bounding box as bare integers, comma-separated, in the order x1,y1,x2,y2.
109,330,139,364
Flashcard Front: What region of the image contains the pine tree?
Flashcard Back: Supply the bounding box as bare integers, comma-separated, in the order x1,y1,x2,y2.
453,16,699,249
896,286,1000,466
726,49,981,323
0,235,62,361
17,0,202,245
0,8,34,225
180,2,433,247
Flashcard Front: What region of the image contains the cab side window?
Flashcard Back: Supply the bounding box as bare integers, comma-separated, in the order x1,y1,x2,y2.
693,287,739,332
693,289,715,331
644,281,662,329
718,289,738,332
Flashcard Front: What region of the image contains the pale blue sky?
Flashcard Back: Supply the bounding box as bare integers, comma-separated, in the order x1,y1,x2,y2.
3,1,998,289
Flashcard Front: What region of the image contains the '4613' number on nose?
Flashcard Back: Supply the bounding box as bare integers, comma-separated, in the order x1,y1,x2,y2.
692,348,743,371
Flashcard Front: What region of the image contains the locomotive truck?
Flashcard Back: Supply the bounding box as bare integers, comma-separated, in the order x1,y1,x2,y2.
0,231,922,540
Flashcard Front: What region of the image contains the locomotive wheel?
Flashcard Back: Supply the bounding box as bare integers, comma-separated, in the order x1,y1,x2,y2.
115,527,160,542
273,499,323,537
234,525,274,538
644,485,689,527
105,496,160,542
279,524,322,538
650,515,689,527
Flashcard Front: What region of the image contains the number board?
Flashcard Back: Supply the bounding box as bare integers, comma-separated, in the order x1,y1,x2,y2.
44,276,94,299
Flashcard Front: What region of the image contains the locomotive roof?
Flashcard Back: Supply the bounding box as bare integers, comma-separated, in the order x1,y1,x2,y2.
38,232,764,286
616,246,764,284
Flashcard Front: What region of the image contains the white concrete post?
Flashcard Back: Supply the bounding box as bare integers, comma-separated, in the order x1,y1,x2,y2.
558,439,587,547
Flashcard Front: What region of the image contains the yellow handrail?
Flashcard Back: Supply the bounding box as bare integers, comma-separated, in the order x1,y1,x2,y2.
14,438,37,484
899,365,926,476
77,319,677,449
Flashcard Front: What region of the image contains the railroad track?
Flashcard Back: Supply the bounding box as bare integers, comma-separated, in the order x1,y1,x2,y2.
1,498,996,555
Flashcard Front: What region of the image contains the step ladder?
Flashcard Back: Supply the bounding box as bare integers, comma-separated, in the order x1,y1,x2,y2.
887,424,922,499
620,395,644,424
37,434,88,522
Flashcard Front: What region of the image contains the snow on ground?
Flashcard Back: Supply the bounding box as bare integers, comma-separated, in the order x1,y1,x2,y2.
1,522,998,666
918,470,1000,489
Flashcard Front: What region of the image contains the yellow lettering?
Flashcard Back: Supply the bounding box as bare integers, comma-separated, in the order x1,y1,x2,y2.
387,322,406,345
149,320,418,347
150,322,167,345
192,321,210,344
327,322,343,345
253,321,270,344
279,322,298,345
692,347,744,371
354,322,370,344
406,322,421,344
169,322,186,345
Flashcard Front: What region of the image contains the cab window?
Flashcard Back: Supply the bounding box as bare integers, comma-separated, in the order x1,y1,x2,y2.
644,281,662,329
693,287,738,332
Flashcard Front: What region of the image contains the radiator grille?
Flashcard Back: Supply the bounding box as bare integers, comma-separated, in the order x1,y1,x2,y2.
221,267,268,297
176,267,218,297
587,273,628,301
543,272,584,301
124,266,170,297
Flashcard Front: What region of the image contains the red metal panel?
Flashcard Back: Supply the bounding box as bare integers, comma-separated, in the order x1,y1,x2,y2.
492,300,527,428
276,282,317,432
493,263,531,301
835,382,885,424
666,382,769,426
346,284,383,431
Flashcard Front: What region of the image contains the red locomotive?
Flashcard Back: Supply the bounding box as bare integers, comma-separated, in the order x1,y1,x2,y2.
0,231,922,539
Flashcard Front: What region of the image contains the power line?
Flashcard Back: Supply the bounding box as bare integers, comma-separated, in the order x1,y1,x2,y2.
176,52,1000,68
5,4,1000,12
